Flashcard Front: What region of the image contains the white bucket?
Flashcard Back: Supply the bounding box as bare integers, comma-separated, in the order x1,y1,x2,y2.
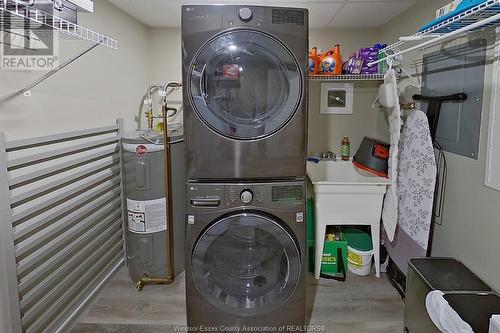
347,245,373,276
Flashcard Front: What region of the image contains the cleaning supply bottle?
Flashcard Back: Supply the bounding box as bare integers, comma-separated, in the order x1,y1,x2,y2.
341,136,350,161
320,44,342,75
308,47,320,75
375,43,388,74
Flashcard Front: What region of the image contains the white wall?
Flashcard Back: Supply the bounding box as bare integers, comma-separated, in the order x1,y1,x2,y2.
308,28,382,156
379,0,500,292
146,27,183,126
0,0,151,139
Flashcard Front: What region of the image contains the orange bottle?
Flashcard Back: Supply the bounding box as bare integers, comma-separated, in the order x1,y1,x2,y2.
308,47,321,75
320,44,343,75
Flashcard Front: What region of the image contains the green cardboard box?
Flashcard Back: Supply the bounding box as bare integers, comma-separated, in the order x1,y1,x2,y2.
321,228,348,280
307,198,315,273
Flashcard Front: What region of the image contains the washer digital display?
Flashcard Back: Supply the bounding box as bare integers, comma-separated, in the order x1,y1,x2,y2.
272,185,303,202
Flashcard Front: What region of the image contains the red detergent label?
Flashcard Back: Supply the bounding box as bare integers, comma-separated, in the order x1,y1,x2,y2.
136,145,147,156
223,64,240,80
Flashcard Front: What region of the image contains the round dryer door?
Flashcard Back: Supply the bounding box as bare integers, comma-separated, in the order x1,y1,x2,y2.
189,29,303,140
191,212,301,317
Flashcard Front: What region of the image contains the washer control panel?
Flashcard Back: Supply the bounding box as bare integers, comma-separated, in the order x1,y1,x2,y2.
240,190,253,204
188,184,224,208
228,185,263,207
188,182,304,210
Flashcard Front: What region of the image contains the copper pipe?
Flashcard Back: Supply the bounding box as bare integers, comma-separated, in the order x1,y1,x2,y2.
136,82,182,291
145,111,154,130
164,104,176,283
136,276,173,291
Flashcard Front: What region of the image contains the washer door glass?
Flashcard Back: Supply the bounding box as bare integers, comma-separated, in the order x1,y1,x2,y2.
189,30,302,140
192,212,301,317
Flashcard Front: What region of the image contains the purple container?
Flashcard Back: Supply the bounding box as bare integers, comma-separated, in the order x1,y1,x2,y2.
345,45,383,74
361,65,379,74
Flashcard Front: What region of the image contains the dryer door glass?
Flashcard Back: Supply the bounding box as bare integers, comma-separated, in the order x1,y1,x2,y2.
191,212,301,316
189,30,303,140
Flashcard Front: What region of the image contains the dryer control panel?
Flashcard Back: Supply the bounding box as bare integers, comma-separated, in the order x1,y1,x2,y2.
221,6,306,28
223,6,264,27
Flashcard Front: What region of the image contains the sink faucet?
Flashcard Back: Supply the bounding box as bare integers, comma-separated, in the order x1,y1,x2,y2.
320,151,337,161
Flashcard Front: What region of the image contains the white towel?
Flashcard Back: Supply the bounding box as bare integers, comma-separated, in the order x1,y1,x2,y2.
381,69,401,241
426,291,474,333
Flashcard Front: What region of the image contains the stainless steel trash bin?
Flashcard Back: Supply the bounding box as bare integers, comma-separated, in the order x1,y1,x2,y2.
405,257,491,333
444,293,500,333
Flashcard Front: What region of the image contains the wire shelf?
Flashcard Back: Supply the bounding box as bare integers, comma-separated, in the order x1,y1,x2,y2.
308,74,385,81
0,0,118,49
385,0,500,51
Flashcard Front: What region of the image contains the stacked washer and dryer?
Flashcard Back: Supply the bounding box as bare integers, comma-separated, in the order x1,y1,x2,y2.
182,5,308,330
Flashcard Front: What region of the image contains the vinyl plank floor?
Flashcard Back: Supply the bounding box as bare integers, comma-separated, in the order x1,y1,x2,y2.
71,267,404,333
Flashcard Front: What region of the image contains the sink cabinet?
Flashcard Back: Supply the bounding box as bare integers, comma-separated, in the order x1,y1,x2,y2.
307,160,390,278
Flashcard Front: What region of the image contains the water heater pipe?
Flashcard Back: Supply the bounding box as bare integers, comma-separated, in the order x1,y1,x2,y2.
136,81,182,291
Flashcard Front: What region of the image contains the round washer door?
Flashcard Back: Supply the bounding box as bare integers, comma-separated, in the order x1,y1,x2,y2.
189,30,303,140
191,212,301,317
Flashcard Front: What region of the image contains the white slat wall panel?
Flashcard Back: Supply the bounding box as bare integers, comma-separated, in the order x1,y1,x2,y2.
0,121,125,333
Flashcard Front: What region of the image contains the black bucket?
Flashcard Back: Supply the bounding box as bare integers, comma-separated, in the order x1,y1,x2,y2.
353,137,390,178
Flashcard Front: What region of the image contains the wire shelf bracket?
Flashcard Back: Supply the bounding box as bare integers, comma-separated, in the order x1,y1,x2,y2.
21,41,100,96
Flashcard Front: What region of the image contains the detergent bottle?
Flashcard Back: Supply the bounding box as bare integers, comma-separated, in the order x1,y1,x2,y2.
308,47,321,74
320,44,342,75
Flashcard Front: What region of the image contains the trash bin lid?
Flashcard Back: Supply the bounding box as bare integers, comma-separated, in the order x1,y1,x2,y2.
444,293,500,333
341,227,372,252
409,258,491,291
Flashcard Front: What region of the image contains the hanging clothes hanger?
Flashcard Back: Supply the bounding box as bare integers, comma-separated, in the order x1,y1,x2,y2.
398,66,422,89
371,58,397,109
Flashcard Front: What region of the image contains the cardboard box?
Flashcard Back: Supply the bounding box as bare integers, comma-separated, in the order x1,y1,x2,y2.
436,1,461,19
321,227,348,279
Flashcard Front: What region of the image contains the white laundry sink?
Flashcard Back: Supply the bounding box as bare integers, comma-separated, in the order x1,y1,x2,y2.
307,159,391,186
307,160,391,279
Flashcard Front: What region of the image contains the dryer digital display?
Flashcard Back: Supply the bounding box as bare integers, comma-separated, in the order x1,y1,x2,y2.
272,9,305,25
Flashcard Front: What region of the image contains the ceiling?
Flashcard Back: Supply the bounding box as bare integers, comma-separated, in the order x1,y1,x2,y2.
107,0,417,28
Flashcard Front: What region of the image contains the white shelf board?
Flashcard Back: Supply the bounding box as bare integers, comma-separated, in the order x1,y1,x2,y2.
308,74,385,82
